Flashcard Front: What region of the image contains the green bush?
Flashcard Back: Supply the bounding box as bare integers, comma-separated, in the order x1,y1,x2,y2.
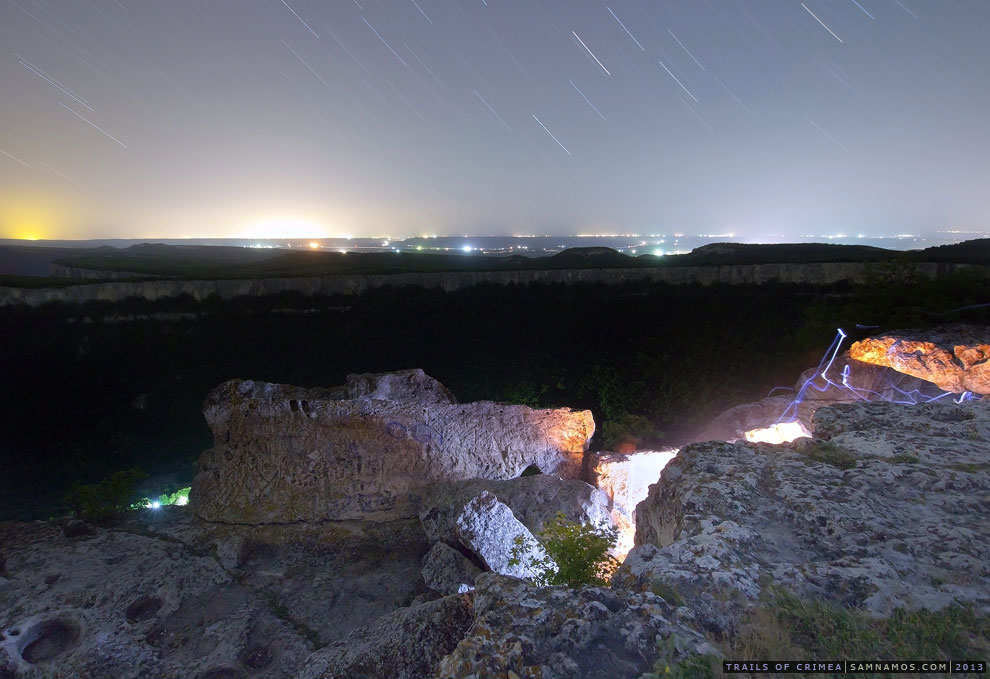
63,468,148,523
509,512,619,588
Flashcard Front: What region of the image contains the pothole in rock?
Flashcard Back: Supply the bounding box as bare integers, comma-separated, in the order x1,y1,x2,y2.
125,595,163,623
18,618,81,664
241,644,274,669
199,668,245,679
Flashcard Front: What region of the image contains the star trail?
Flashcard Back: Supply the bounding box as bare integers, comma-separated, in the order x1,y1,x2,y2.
0,0,987,240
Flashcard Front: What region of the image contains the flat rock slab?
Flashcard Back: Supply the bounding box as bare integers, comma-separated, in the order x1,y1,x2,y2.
192,370,594,523
624,400,990,636
454,492,553,580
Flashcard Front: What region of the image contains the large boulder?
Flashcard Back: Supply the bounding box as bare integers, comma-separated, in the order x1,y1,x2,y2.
435,572,716,679
850,325,990,395
454,492,554,580
419,474,611,544
191,370,595,523
421,543,483,595
299,593,473,679
622,399,990,637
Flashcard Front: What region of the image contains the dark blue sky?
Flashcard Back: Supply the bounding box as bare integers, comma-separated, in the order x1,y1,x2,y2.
1,0,988,240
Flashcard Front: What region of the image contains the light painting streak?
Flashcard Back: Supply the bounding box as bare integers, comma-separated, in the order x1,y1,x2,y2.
657,58,697,102
16,55,94,111
569,79,607,121
801,3,844,43
606,7,644,51
473,90,512,131
0,146,31,167
58,102,127,148
532,114,571,155
667,29,706,70
280,0,319,38
571,31,611,76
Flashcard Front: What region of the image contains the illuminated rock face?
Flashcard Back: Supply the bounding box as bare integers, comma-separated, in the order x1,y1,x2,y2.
583,449,679,557
850,325,990,395
191,369,595,524
622,399,990,635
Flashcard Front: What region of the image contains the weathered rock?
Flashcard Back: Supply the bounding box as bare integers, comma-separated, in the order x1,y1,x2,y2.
454,492,554,580
623,399,990,637
850,325,990,395
299,593,473,679
0,518,311,678
583,449,679,556
419,474,611,545
435,572,716,679
421,543,482,595
191,370,594,524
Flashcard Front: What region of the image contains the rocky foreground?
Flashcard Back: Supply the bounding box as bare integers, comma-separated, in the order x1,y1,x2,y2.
2,356,989,677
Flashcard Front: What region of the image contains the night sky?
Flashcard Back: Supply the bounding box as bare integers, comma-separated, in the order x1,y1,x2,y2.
1,0,988,240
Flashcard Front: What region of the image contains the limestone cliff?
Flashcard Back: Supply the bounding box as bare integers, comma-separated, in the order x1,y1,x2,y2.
0,261,970,306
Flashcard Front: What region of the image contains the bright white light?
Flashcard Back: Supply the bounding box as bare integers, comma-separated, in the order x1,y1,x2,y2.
654,249,663,256
744,421,810,444
175,495,188,506
462,245,472,252
150,500,161,510
308,241,320,249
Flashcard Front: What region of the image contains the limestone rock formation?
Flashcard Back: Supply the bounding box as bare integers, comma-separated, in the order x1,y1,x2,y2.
299,593,473,679
421,543,482,595
624,399,990,636
454,492,554,580
191,370,595,524
418,474,611,545
583,449,679,555
850,325,990,395
435,572,716,679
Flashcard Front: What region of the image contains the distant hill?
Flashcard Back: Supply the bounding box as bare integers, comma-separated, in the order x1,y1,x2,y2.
4,238,990,284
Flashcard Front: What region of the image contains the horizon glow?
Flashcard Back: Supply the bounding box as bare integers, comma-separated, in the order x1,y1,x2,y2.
1,2,988,240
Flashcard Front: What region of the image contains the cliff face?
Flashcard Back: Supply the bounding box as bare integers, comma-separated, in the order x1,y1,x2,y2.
0,261,966,306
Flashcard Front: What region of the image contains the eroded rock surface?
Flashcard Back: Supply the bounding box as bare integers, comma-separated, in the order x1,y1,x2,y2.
436,572,715,679
192,370,594,523
419,474,611,545
0,511,436,678
850,325,990,395
299,593,473,679
625,399,990,636
421,543,482,595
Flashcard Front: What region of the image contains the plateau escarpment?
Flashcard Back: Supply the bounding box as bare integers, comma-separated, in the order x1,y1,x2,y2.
0,260,972,306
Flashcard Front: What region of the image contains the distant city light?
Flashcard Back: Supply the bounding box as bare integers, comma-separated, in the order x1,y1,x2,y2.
654,249,663,256
462,245,472,252
308,241,319,249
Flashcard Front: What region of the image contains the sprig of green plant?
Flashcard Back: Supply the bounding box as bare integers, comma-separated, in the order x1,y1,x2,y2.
509,512,619,588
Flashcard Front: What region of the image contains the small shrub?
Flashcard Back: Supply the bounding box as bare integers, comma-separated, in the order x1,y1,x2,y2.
801,441,857,470
888,454,920,464
63,468,148,523
509,512,619,588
